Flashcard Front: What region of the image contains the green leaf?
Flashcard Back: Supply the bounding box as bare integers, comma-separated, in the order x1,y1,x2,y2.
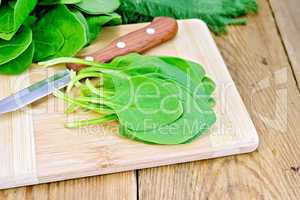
32,5,88,61
71,9,90,44
23,15,38,27
0,26,32,65
0,0,37,40
0,43,34,74
86,13,121,43
118,9,152,25
110,54,214,106
118,0,258,34
120,84,216,144
74,0,120,14
38,0,82,5
0,4,14,33
108,74,184,131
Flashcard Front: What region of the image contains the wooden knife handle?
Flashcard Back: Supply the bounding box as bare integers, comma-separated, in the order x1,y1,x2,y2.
67,17,178,71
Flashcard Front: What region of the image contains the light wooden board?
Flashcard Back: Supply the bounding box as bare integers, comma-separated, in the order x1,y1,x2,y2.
138,0,300,199
0,19,259,190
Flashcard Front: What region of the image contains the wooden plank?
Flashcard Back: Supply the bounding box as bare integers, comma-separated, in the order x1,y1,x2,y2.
0,72,38,188
0,172,137,200
269,0,300,90
138,0,300,199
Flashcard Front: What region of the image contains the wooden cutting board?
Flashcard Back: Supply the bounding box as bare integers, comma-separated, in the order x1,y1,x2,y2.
0,19,259,190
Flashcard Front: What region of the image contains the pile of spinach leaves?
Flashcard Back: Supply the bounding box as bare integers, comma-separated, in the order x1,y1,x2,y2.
0,0,258,75
0,0,121,75
40,54,216,144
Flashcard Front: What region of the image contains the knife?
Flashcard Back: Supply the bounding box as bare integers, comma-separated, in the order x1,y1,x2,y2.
0,17,178,115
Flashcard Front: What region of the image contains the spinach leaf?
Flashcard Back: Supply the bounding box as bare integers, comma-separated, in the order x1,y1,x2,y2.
0,43,34,74
120,83,216,144
0,26,32,65
118,0,258,33
72,9,90,44
74,0,120,14
23,15,37,27
107,74,184,131
110,54,214,106
0,0,37,40
38,0,82,5
32,5,88,61
86,13,121,43
0,3,14,34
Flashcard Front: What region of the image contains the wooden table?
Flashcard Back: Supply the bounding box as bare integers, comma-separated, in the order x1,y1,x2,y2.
0,0,299,199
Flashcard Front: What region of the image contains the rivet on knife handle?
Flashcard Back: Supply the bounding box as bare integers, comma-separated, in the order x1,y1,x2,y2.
67,17,178,71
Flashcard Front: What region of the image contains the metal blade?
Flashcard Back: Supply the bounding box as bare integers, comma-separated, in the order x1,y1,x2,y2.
0,70,71,114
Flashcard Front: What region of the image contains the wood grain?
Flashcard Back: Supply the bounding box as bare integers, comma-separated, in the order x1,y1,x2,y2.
138,0,300,199
90,17,178,62
269,0,300,90
0,172,136,200
0,19,258,191
0,72,37,188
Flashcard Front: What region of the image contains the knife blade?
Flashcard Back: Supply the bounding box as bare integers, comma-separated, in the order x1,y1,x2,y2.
0,70,70,114
0,17,178,114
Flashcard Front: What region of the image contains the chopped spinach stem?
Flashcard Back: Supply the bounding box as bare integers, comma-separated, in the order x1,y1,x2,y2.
66,114,118,128
38,57,119,74
53,90,114,114
67,72,103,93
75,96,114,107
64,103,79,114
85,79,103,96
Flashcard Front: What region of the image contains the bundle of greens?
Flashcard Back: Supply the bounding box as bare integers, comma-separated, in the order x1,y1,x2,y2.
0,0,258,75
118,0,258,34
0,0,121,75
39,53,217,144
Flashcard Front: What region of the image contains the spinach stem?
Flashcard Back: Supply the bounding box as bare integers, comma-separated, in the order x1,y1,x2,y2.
38,57,118,74
64,103,79,114
66,114,118,128
67,72,103,93
53,90,113,114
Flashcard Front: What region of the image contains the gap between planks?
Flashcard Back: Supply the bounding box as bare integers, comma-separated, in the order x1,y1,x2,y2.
268,0,300,93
